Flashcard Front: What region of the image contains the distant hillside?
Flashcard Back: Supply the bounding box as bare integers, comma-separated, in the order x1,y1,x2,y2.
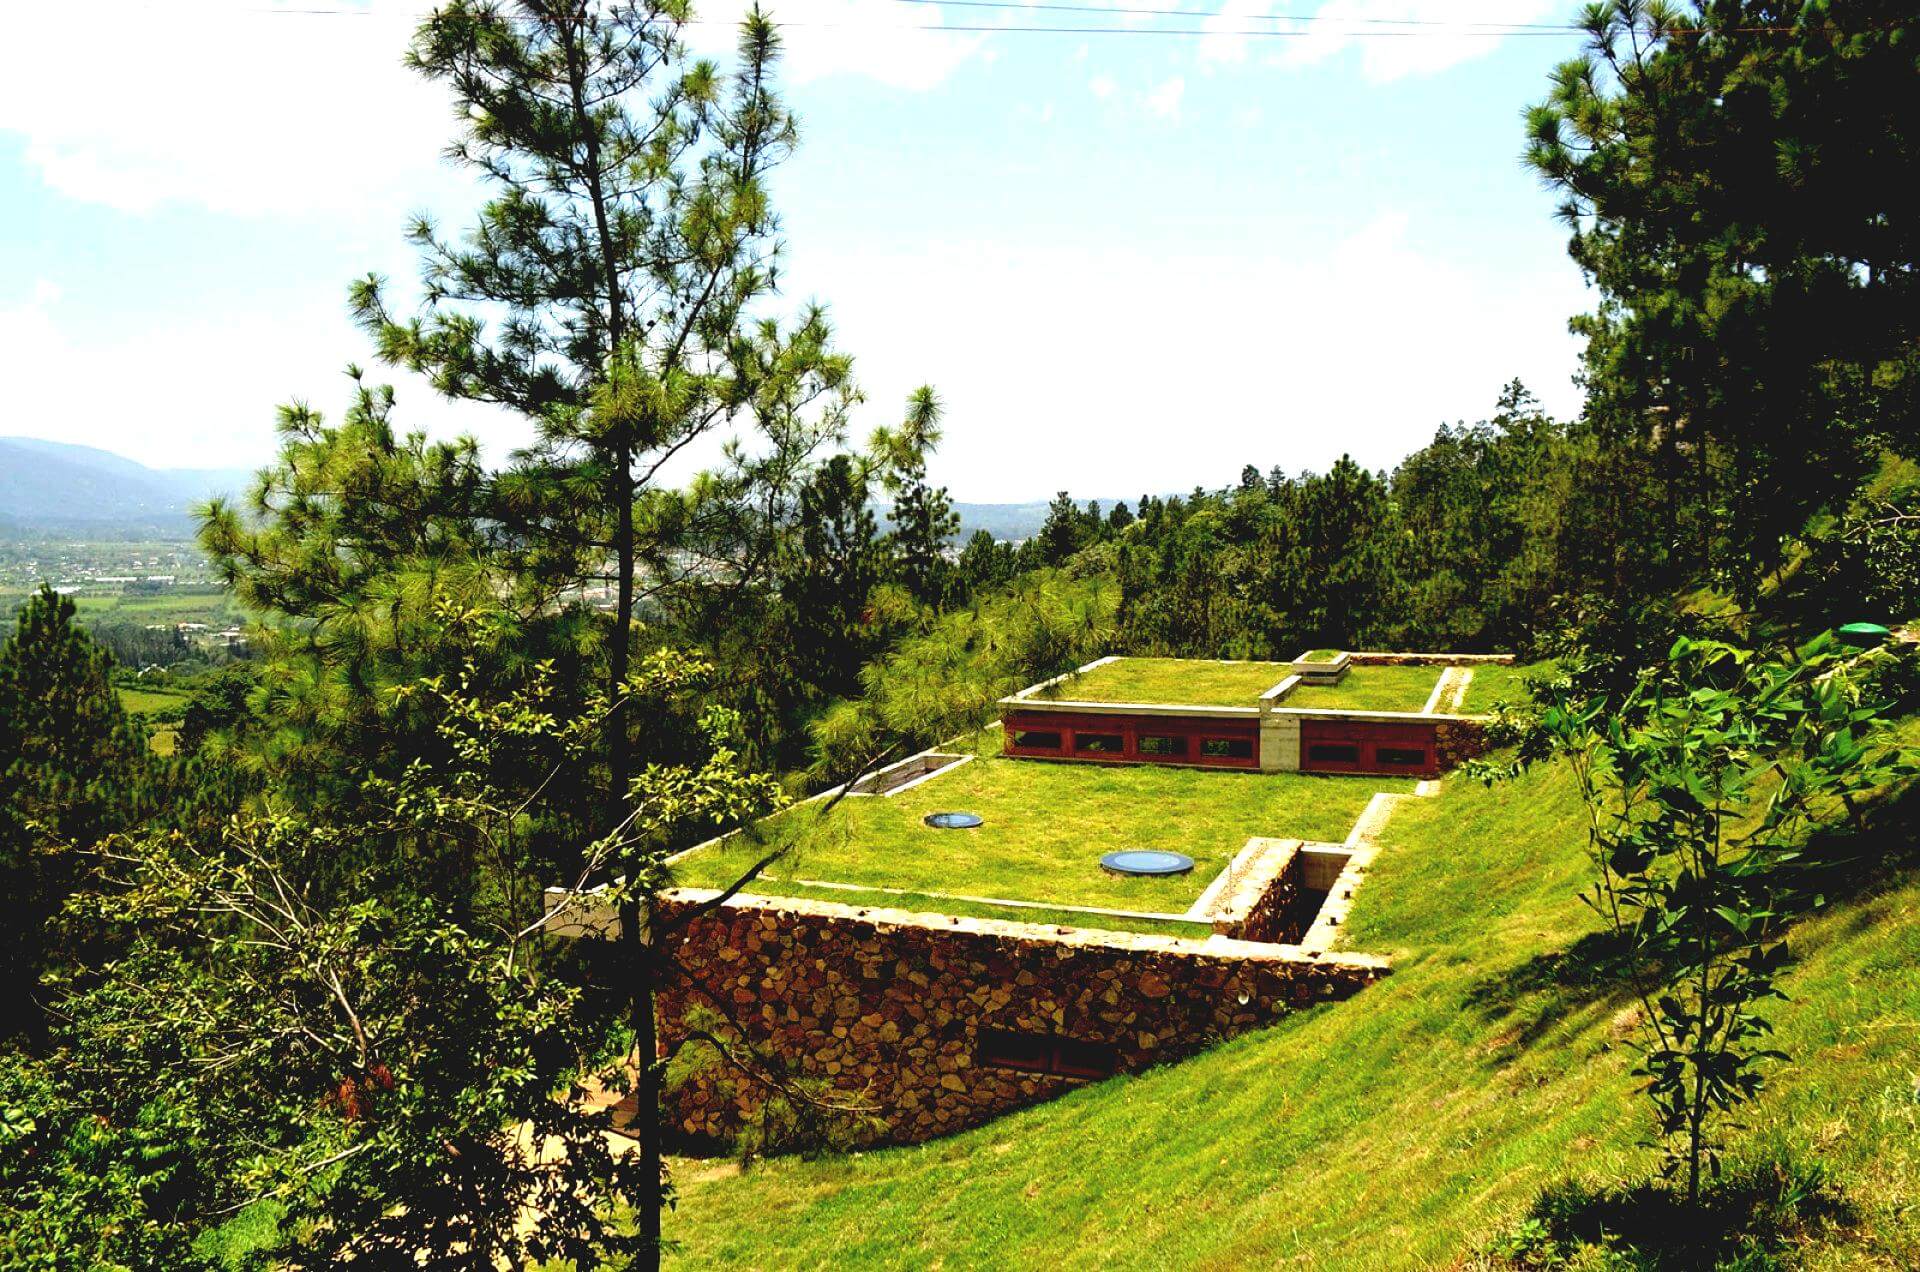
950,499,1149,544
0,437,254,536
0,437,1134,546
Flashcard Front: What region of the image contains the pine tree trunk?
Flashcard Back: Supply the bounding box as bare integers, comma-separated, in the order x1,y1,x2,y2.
556,4,654,1257
623,896,663,1272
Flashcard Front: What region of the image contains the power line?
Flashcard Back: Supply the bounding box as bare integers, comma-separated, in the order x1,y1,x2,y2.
232,3,1591,36
888,0,1583,32
225,2,1801,38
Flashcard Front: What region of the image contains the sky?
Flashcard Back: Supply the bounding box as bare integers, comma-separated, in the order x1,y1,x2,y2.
0,0,1597,503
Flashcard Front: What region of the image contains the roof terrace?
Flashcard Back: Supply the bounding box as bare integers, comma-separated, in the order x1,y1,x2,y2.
669,731,1410,939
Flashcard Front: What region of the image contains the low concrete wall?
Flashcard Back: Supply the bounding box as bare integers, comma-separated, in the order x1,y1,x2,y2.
1206,838,1303,944
654,890,1385,1146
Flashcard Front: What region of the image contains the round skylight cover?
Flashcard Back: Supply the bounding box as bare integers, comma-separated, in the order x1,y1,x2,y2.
923,811,984,829
1100,850,1195,877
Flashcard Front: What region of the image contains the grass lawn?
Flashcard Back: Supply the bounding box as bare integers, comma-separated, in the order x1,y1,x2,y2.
1282,664,1443,713
1031,657,1290,707
671,749,1403,918
664,714,1920,1269
1455,661,1539,713
117,685,190,715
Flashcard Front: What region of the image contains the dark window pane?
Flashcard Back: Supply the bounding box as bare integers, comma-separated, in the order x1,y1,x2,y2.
1377,747,1428,767
1308,743,1361,763
1137,734,1188,757
1011,729,1062,751
1052,1037,1119,1080
1201,737,1254,759
979,1029,1053,1074
1074,732,1124,754
980,1030,1118,1081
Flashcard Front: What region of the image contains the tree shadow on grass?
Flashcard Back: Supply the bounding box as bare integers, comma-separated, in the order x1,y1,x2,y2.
1463,773,1920,1060
1486,1157,1856,1270
1460,929,1647,1058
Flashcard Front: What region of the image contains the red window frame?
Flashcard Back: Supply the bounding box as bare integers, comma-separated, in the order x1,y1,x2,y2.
1299,719,1439,777
1001,710,1258,769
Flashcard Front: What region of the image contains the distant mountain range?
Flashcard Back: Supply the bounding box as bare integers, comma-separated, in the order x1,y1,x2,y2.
0,436,1129,544
0,437,255,537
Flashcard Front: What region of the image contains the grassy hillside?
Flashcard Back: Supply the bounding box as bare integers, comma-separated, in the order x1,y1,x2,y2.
662,725,1920,1268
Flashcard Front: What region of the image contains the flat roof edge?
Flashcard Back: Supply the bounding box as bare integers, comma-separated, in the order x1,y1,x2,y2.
998,697,1261,717
548,884,1389,970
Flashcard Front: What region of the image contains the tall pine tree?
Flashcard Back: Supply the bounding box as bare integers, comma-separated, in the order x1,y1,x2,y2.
0,586,149,1042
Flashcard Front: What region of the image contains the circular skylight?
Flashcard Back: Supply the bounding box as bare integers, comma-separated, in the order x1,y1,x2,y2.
923,811,984,829
1100,850,1195,877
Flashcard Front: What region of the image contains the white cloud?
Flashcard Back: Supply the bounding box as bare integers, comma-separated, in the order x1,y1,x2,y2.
1198,0,1284,67
781,213,1589,500
0,2,458,216
1089,74,1119,101
1201,0,1563,81
690,0,985,92
0,1,991,218
0,279,526,474
1145,76,1186,119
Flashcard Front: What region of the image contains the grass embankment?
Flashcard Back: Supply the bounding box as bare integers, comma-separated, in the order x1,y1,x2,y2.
1454,661,1532,713
1036,657,1291,706
671,751,1401,920
665,722,1920,1268
1283,663,1443,713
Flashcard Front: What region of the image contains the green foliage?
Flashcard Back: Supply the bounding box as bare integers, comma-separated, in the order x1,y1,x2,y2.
1526,0,1920,603
354,0,852,812
776,453,887,702
1035,421,1566,659
0,629,780,1267
0,585,151,1043
875,387,961,608
809,571,1120,780
57,815,644,1270
0,1044,219,1271
196,376,511,805
1391,381,1574,647
1528,635,1914,1202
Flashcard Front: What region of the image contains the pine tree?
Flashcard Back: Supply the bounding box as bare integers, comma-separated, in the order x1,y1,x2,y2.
348,7,842,1262
0,586,148,1042
1036,490,1084,566
876,387,959,607
781,454,884,700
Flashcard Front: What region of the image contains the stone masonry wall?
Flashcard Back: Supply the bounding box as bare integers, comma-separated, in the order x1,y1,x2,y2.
1348,651,1517,667
1433,717,1492,770
654,890,1385,1146
1207,839,1303,945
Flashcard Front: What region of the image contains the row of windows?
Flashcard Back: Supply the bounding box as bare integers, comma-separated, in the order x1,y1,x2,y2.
978,1028,1118,1080
1010,728,1254,761
1305,743,1431,768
